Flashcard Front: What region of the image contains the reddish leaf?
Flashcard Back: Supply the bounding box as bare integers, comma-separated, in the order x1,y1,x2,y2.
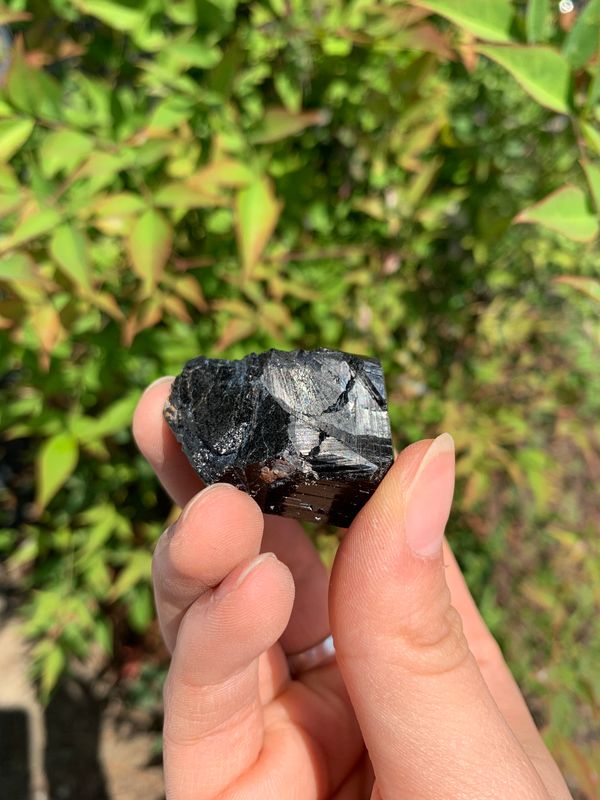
215,317,257,351
249,108,330,145
163,294,192,323
169,274,207,311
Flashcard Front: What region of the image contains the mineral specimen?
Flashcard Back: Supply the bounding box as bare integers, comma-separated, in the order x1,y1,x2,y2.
164,348,394,528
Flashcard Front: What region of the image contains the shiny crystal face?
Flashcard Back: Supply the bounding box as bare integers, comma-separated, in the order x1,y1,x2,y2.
164,348,394,528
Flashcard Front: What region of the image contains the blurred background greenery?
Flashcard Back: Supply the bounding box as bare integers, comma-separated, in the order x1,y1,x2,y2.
0,0,599,796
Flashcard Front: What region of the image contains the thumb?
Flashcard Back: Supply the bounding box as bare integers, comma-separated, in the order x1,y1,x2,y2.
329,434,549,800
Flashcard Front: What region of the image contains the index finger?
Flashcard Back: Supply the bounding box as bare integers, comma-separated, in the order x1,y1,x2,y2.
132,376,203,507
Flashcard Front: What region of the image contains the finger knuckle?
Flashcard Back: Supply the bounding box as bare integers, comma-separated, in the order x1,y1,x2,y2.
389,588,472,677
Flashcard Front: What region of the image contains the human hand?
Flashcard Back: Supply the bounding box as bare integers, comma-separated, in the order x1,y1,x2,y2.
133,377,571,800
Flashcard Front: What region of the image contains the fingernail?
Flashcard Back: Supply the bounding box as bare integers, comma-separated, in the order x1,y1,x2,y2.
214,552,276,601
404,433,455,558
179,482,238,527
146,375,175,392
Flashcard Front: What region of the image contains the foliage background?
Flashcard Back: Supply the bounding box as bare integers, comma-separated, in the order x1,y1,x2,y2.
0,0,599,795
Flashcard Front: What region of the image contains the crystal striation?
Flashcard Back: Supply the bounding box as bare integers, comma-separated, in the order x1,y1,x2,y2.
164,348,394,528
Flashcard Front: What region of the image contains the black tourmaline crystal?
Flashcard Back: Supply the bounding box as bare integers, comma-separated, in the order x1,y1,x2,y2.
164,348,394,527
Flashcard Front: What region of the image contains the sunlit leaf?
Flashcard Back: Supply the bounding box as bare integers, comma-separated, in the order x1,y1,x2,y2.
477,45,572,114
0,117,34,162
154,181,222,209
110,550,153,600
581,122,600,155
7,39,62,121
40,130,94,178
72,0,145,31
40,646,65,701
49,224,93,293
515,185,598,242
36,432,79,511
554,276,600,305
0,207,62,254
127,584,154,633
235,176,281,279
71,392,141,444
92,192,147,217
249,108,330,144
164,37,222,69
192,159,254,190
581,161,600,211
88,192,146,235
126,209,173,296
0,252,36,282
0,191,24,217
408,0,514,42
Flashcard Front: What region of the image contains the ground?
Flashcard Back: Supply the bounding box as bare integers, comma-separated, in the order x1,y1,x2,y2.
0,595,165,800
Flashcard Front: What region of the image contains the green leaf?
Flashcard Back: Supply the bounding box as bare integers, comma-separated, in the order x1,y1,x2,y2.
7,42,62,121
88,192,147,234
554,276,600,305
249,108,330,144
515,185,598,242
40,130,95,178
110,551,153,600
167,0,198,25
49,225,93,293
40,646,65,701
0,207,62,254
92,193,147,218
0,252,36,282
588,67,600,109
563,0,600,69
71,392,141,444
154,181,222,209
581,162,600,212
0,165,19,191
581,122,600,155
190,159,253,191
526,0,548,43
164,37,222,69
235,176,281,279
126,208,173,296
0,118,34,162
409,0,514,42
477,45,572,114
146,96,194,134
72,0,145,31
78,151,134,194
36,432,79,511
127,585,154,633
0,191,23,217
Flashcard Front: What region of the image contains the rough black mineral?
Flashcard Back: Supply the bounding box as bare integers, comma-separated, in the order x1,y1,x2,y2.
164,348,394,528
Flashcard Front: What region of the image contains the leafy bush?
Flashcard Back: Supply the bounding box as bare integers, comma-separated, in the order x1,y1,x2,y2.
1,0,599,793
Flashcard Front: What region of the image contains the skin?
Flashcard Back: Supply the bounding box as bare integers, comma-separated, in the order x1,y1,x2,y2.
132,377,573,800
